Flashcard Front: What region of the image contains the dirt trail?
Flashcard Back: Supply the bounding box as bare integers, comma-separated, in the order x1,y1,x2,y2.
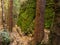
0,25,50,45
9,25,33,45
9,26,50,45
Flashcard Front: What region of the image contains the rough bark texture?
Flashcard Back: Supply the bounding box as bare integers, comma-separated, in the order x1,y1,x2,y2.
1,0,4,24
51,0,60,45
34,0,45,45
8,0,13,32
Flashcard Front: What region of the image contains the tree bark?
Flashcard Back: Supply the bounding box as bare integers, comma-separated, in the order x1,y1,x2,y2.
34,0,45,45
8,0,13,32
51,0,60,45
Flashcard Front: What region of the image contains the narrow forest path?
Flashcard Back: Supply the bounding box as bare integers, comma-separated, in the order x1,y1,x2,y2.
9,26,50,45
0,25,50,45
9,25,33,45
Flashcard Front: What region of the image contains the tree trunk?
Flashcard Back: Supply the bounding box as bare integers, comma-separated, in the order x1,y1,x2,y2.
8,0,13,32
51,0,60,45
34,0,45,45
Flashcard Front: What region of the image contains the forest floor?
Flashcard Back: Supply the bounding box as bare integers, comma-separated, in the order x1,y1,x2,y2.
10,25,50,45
9,25,33,45
0,25,50,45
0,26,50,45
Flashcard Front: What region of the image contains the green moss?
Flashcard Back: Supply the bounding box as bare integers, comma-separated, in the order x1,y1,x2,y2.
45,0,54,29
17,0,36,35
